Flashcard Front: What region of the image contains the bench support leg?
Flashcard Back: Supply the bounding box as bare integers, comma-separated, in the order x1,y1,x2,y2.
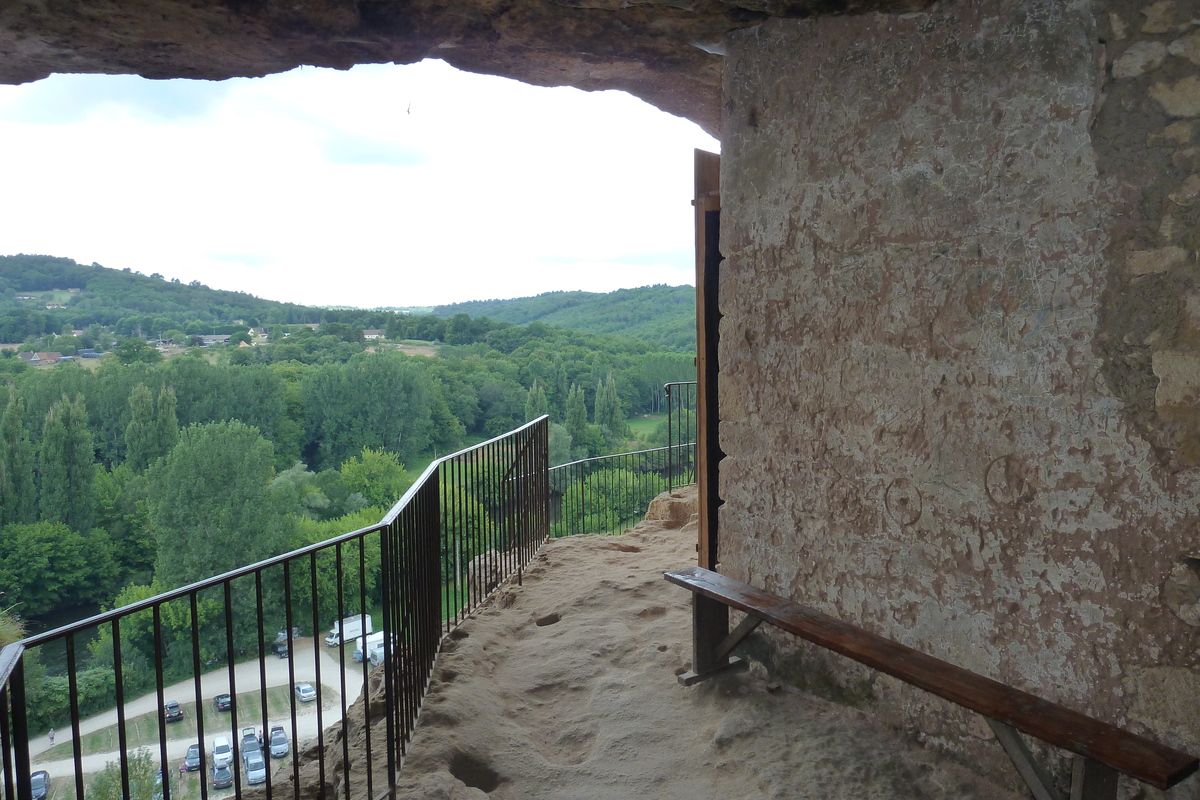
1070,757,1118,800
678,595,753,686
986,718,1061,800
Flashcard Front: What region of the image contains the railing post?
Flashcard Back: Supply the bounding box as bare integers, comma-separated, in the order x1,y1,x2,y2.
7,653,32,800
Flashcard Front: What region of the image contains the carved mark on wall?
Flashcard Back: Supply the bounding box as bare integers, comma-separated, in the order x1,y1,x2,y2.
884,476,923,526
984,454,1038,508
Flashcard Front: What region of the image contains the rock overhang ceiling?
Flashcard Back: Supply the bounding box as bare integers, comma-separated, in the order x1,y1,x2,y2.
0,0,929,134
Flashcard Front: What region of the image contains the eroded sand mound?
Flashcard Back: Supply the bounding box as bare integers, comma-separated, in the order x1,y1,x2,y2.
392,487,1022,800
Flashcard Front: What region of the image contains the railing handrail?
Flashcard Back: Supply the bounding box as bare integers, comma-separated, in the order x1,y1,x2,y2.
549,443,686,474
20,415,553,648
382,414,549,525
0,642,23,690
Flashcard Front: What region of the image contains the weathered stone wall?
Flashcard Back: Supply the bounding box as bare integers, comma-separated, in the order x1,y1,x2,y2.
719,1,1200,793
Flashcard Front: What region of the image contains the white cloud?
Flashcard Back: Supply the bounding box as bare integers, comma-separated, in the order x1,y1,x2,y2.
0,60,718,308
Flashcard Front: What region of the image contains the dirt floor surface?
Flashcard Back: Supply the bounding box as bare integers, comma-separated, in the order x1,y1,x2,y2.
390,487,1024,800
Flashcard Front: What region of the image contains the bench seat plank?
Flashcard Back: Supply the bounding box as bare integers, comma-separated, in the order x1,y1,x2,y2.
665,565,1198,790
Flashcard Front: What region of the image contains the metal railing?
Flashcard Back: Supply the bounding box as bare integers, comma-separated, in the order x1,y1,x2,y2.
549,447,674,538
664,381,697,489
0,417,548,800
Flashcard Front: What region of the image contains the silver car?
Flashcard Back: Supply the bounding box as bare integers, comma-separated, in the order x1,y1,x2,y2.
243,750,267,785
268,725,289,758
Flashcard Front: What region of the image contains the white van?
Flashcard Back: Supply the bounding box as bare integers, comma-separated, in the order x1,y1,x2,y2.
353,631,385,662
211,736,233,769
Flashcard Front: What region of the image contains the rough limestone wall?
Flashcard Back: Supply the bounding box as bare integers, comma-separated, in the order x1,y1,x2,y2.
719,1,1200,793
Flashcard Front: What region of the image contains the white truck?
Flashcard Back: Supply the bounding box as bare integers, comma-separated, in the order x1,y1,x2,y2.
325,614,372,647
353,630,386,662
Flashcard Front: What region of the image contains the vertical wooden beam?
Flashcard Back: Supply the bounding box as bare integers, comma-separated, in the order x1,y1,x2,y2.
1071,758,1119,800
694,149,721,571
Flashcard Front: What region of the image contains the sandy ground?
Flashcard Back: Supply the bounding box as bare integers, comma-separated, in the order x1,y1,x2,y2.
390,489,1024,800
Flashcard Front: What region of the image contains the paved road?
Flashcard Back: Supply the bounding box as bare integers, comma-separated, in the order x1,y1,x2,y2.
26,638,369,778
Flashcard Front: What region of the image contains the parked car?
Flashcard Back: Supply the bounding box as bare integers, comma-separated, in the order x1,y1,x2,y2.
240,726,261,756
163,700,184,722
268,725,289,758
210,764,233,790
213,693,232,712
184,743,202,771
271,640,289,659
211,736,233,769
30,770,48,800
294,682,317,703
243,750,267,785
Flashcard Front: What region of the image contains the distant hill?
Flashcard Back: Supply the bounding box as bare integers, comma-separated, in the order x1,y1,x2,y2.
0,254,323,339
434,285,695,351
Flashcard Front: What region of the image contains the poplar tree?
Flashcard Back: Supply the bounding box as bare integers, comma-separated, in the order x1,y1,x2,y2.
525,380,548,422
38,393,96,532
153,386,179,459
124,384,155,472
0,386,37,525
550,356,569,418
565,383,588,446
594,373,630,438
126,385,179,472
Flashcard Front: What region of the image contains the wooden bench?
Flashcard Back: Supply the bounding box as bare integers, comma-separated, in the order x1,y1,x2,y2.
665,565,1198,800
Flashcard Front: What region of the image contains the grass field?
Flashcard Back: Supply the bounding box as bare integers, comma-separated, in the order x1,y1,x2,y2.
628,417,667,448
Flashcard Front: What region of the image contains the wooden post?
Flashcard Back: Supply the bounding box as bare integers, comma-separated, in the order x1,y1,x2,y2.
694,149,721,571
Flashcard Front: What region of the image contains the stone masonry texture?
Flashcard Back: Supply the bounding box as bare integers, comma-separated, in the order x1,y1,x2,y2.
720,1,1200,795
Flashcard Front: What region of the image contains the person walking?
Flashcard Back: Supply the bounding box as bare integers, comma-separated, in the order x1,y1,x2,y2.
48,728,54,746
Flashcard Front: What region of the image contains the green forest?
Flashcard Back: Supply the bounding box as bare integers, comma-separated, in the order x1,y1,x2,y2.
433,285,696,351
0,253,696,730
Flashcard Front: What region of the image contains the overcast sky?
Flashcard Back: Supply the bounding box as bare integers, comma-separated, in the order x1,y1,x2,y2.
0,60,718,309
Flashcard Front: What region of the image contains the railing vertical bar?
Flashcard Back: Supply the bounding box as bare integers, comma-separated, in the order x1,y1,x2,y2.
359,532,374,800
153,605,171,800
457,452,468,619
466,450,477,617
406,492,421,749
254,571,271,800
400,500,415,751
379,506,398,789
190,594,209,800
483,438,494,605
308,551,327,794
283,561,301,798
111,619,131,800
440,460,453,631
223,580,241,799
424,475,442,720
666,383,674,487
447,456,457,624
334,542,351,797
65,634,84,800
505,432,515,579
